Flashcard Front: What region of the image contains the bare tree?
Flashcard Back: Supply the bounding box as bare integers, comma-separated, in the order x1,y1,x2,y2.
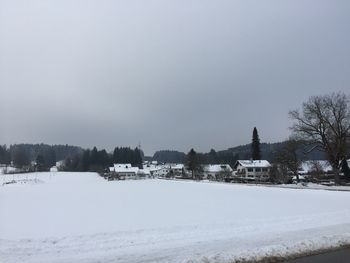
269,163,291,184
289,92,350,184
274,139,303,183
309,160,326,182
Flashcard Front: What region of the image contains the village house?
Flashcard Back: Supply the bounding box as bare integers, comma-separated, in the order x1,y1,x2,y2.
202,164,233,180
109,163,140,180
152,165,170,178
151,164,186,178
169,164,185,177
298,160,333,176
233,160,271,182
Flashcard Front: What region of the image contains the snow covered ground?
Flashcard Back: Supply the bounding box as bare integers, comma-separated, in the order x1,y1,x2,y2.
1,172,350,263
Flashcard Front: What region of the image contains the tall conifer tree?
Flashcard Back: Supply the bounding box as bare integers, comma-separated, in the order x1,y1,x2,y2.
251,127,261,160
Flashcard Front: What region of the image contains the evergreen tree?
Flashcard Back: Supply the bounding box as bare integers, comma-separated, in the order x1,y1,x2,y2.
90,147,98,165
134,147,143,168
97,149,109,167
0,145,11,165
187,148,200,179
232,153,240,165
44,148,56,168
208,149,218,164
70,155,80,171
251,127,261,160
80,149,91,171
36,154,46,171
12,147,30,167
113,147,120,163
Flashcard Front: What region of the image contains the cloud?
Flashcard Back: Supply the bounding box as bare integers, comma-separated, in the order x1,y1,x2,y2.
1,0,349,154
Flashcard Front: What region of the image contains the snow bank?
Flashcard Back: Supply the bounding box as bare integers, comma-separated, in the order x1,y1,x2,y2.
1,173,350,262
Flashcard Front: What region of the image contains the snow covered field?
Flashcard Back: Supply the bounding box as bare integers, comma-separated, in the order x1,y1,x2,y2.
1,172,350,263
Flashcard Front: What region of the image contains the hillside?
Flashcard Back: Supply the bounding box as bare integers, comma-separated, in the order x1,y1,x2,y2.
152,142,327,164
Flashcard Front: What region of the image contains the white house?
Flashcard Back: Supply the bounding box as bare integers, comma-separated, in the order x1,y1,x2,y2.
233,160,271,181
152,165,170,177
149,164,183,178
137,169,151,179
109,163,140,180
142,163,163,178
298,160,333,176
169,164,184,177
50,166,58,172
203,164,233,180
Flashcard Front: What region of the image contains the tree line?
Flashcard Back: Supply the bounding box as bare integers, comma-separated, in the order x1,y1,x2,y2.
0,144,82,170
0,144,143,173
63,147,143,172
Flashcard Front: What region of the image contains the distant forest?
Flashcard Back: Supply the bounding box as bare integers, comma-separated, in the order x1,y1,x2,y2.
0,141,327,172
0,144,83,168
152,150,186,164
0,144,143,172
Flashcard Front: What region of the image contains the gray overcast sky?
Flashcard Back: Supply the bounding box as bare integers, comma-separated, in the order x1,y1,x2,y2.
0,0,349,155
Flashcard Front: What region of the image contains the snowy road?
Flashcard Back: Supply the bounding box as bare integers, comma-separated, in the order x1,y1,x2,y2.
1,172,350,262
285,248,350,263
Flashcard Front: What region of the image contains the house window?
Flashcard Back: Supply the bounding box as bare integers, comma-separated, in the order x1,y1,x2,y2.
262,168,268,172
247,168,253,172
255,168,261,172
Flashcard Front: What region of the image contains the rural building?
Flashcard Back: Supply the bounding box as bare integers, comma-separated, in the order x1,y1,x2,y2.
233,160,271,181
109,163,140,180
203,164,233,180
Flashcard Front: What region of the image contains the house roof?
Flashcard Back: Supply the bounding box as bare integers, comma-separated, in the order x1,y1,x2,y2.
112,163,139,173
170,164,184,170
114,163,132,168
299,160,333,174
234,160,271,169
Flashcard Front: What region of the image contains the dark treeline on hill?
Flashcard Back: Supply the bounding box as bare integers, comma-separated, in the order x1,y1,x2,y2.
0,144,82,169
224,142,326,162
152,149,237,166
0,144,143,173
152,150,186,163
152,142,327,166
112,147,143,167
63,147,143,172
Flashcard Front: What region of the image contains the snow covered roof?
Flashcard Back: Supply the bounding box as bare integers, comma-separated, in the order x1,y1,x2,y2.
234,160,271,169
204,164,233,173
299,160,333,174
138,169,151,175
112,163,139,173
170,164,184,170
114,163,132,168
